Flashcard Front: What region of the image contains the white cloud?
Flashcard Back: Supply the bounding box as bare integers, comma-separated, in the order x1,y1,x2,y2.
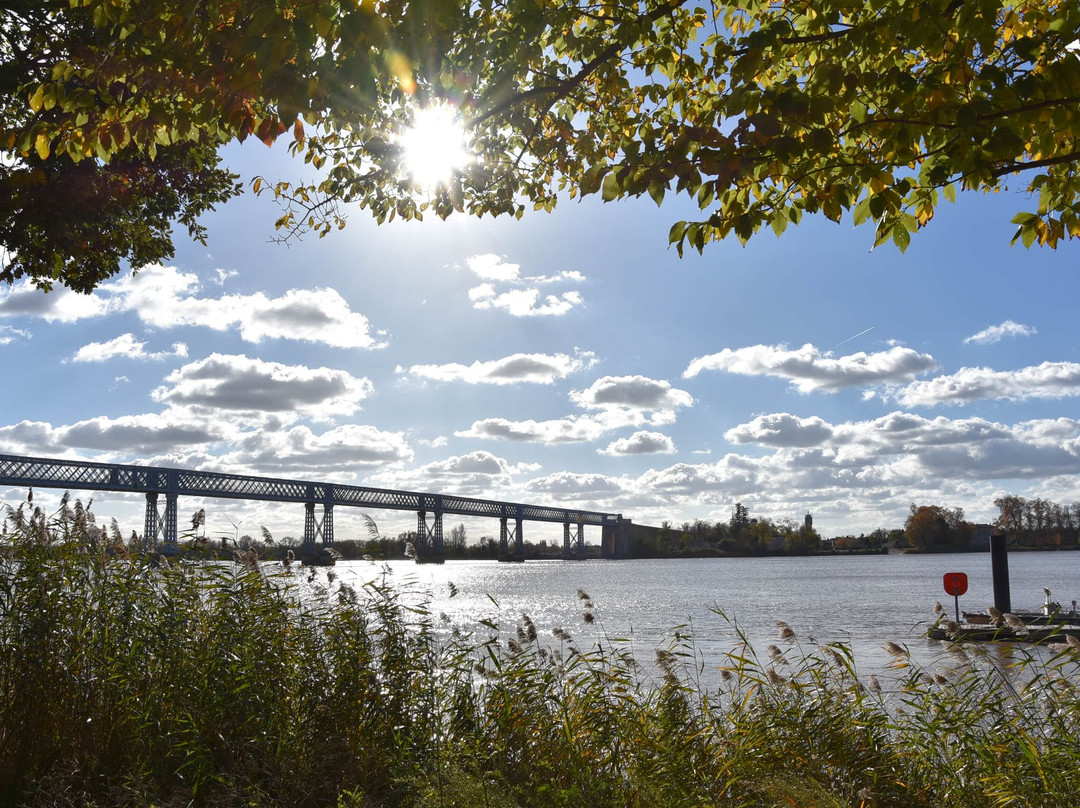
70,333,188,363
463,255,583,286
458,374,690,446
400,351,596,385
0,412,411,474
0,411,228,456
526,471,627,498
225,289,385,348
0,325,29,345
0,282,107,322
720,410,1080,483
463,253,585,317
725,413,834,448
456,410,662,444
364,450,537,497
684,343,938,392
465,253,521,281
599,430,677,456
117,268,387,348
469,285,583,317
0,266,387,348
0,420,73,456
151,354,373,423
571,375,694,411
218,424,413,473
891,361,1080,407
964,320,1037,345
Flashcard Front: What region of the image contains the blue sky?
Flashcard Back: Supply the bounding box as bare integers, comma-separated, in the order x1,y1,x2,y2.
2,138,1079,544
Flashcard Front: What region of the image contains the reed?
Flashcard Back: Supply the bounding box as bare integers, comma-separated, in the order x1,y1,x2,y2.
2,499,1079,807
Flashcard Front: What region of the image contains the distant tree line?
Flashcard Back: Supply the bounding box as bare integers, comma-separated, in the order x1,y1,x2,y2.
828,529,905,552
993,495,1080,549
903,496,1080,553
627,504,823,558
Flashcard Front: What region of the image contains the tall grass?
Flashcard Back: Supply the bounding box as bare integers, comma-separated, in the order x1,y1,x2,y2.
2,498,1079,807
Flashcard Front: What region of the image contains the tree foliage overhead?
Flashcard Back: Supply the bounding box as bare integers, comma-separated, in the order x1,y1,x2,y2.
5,0,1080,292
1,0,241,292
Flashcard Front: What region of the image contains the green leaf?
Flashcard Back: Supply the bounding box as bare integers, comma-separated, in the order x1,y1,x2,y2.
601,172,621,202
579,164,606,196
852,196,872,226
892,223,911,252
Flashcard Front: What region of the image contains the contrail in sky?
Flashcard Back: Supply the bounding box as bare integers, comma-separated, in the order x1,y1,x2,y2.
831,326,874,351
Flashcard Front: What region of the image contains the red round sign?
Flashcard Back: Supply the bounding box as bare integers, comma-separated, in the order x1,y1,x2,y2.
943,572,968,597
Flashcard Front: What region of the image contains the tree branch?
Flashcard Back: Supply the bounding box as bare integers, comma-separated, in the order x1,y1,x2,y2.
473,1,682,127
992,150,1080,178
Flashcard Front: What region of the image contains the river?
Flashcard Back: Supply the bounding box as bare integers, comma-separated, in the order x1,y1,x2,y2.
330,550,1080,683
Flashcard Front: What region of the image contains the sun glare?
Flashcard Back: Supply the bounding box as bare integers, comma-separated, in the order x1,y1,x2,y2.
397,103,471,190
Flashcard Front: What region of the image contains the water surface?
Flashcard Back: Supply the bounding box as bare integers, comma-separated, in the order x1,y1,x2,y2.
333,551,1080,680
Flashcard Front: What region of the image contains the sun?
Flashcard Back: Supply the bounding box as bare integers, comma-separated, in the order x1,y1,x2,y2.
397,103,471,190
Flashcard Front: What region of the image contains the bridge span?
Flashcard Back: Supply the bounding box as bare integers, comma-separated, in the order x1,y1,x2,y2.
0,453,632,562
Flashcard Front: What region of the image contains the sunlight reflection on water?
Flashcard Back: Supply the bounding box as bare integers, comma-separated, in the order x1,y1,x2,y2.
330,552,1079,686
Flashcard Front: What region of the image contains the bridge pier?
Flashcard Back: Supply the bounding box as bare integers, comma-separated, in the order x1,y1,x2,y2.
563,519,586,560
301,501,335,564
143,491,178,553
498,516,525,562
601,516,632,559
416,509,445,563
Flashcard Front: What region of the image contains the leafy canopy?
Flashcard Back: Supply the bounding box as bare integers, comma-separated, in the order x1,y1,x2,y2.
5,0,1080,291
1,1,241,292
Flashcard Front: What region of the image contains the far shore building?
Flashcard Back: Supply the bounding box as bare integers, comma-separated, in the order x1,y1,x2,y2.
972,523,993,550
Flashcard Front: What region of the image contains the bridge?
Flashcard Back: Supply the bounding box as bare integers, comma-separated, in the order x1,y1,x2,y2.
0,453,632,562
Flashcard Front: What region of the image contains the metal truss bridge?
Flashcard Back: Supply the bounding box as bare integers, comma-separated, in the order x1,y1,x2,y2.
0,453,629,562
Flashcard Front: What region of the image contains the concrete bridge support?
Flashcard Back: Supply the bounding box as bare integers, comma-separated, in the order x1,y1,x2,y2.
601,516,632,559
417,509,445,563
143,491,178,552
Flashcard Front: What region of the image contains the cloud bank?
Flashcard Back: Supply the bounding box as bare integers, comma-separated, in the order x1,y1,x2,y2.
891,362,1080,407
0,265,387,349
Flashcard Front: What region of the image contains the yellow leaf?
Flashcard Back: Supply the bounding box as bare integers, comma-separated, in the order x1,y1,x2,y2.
28,85,44,113
34,133,50,159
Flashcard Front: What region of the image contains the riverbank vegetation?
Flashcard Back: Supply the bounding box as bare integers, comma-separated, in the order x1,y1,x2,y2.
3,499,1080,808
